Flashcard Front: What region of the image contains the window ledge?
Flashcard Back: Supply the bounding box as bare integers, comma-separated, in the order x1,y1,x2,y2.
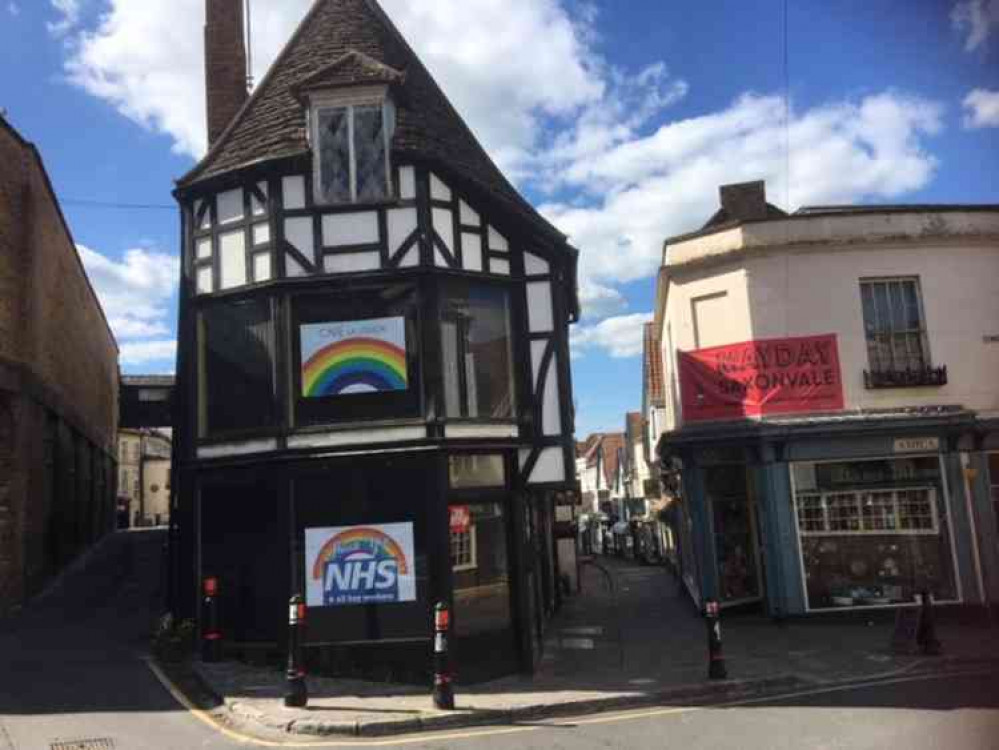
863,366,948,389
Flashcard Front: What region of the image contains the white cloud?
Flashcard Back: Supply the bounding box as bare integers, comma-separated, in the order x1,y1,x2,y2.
8,2,19,17
542,91,943,288
76,244,178,343
571,312,652,358
951,0,999,52
579,279,628,320
963,88,999,127
119,339,177,366
47,0,80,36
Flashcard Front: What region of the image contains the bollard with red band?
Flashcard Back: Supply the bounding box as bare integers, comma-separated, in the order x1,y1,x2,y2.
201,576,222,662
431,601,455,710
917,589,942,656
284,594,308,708
705,598,728,680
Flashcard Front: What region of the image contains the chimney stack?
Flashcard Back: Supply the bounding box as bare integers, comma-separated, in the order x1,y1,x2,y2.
205,0,248,147
719,180,768,222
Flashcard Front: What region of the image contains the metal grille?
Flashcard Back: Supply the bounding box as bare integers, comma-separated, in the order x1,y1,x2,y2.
50,740,115,750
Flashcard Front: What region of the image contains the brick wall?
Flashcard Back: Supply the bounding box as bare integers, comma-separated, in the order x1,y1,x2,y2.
0,118,119,613
205,0,248,146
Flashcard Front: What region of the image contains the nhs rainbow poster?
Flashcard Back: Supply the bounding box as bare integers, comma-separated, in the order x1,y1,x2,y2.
299,317,408,398
305,523,416,607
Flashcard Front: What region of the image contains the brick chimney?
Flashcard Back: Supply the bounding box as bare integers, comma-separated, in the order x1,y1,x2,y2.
719,180,768,222
205,0,248,147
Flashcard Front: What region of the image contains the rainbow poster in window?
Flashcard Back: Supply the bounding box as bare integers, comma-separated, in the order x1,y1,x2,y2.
300,317,408,398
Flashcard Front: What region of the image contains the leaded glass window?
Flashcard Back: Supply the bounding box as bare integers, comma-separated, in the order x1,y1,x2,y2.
313,99,392,205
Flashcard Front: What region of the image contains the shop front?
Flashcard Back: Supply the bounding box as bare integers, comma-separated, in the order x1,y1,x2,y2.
663,411,998,618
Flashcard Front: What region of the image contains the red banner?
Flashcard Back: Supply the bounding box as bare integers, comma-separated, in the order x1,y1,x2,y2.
679,334,844,422
449,506,471,534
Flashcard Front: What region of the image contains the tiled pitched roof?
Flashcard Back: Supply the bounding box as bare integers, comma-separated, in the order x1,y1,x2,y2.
643,323,665,408
578,433,602,463
292,50,405,97
178,0,566,246
600,433,625,487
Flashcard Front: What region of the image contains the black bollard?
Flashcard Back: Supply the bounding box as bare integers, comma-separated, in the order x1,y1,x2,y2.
705,599,728,680
284,594,308,708
917,589,942,656
201,577,222,663
431,602,455,710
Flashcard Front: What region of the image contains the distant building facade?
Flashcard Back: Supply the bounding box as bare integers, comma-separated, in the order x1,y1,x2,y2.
118,428,171,527
652,180,999,616
0,116,119,614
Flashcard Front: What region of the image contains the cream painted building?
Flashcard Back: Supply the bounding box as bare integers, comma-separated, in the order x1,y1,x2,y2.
117,429,171,527
651,181,999,618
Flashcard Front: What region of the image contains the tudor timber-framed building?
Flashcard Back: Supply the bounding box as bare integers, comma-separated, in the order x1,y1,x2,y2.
169,0,579,679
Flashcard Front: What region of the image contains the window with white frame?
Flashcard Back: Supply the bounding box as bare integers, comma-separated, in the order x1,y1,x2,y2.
859,277,929,372
450,526,477,571
310,90,394,205
795,487,938,535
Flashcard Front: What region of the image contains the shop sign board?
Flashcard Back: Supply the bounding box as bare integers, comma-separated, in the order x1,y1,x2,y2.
300,316,408,398
679,334,844,422
449,506,471,534
305,523,416,607
893,437,940,454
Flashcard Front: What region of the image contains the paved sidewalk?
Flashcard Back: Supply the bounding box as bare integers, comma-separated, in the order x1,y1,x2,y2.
189,556,999,738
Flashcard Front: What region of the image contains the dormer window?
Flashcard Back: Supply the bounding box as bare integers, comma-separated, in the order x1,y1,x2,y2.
309,88,395,205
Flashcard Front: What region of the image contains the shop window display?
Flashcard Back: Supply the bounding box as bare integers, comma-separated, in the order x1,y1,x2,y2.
449,502,511,636
705,465,760,603
792,457,957,609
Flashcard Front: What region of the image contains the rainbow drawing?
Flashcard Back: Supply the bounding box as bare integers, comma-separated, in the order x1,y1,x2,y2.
310,527,410,581
300,317,408,398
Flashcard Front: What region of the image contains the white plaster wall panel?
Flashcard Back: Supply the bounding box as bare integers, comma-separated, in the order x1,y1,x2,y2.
282,175,306,209
488,225,509,252
667,267,749,355
219,230,247,289
542,354,563,436
462,232,483,271
217,188,243,224
322,211,379,247
430,173,452,201
432,207,455,254
252,222,270,246
251,182,268,216
527,281,554,332
530,339,547,390
253,253,272,282
387,208,418,255
196,238,212,259
459,200,480,226
399,166,416,200
198,438,278,458
530,446,565,484
397,246,419,268
434,247,449,268
491,258,510,276
691,291,733,349
286,254,309,277
284,217,315,263
524,251,549,276
196,266,213,294
323,252,381,274
287,426,426,448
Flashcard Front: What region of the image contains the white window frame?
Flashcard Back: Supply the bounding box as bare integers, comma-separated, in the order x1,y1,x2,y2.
794,486,939,536
858,276,931,372
450,525,477,572
308,86,394,206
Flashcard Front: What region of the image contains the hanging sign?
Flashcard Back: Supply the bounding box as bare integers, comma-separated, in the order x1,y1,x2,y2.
449,506,471,534
679,334,844,422
300,317,408,398
305,523,416,607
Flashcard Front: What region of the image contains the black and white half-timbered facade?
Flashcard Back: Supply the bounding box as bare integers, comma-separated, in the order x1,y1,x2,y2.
169,0,579,679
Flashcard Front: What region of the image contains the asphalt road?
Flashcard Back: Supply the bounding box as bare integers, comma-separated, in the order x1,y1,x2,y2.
1,531,997,750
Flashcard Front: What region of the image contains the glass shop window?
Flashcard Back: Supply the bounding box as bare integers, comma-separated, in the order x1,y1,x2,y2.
292,284,420,426
791,457,957,610
312,100,394,205
441,282,515,420
449,502,511,637
197,298,276,437
448,454,505,489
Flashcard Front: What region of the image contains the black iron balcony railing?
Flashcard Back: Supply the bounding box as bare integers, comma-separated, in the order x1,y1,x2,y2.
863,365,948,389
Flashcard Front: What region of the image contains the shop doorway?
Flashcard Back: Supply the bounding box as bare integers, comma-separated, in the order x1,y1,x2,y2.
705,464,763,605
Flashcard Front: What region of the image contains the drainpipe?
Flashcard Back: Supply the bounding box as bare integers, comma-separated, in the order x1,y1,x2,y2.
959,451,988,610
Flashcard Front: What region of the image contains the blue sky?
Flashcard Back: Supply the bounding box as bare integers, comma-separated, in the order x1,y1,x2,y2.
1,0,996,437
